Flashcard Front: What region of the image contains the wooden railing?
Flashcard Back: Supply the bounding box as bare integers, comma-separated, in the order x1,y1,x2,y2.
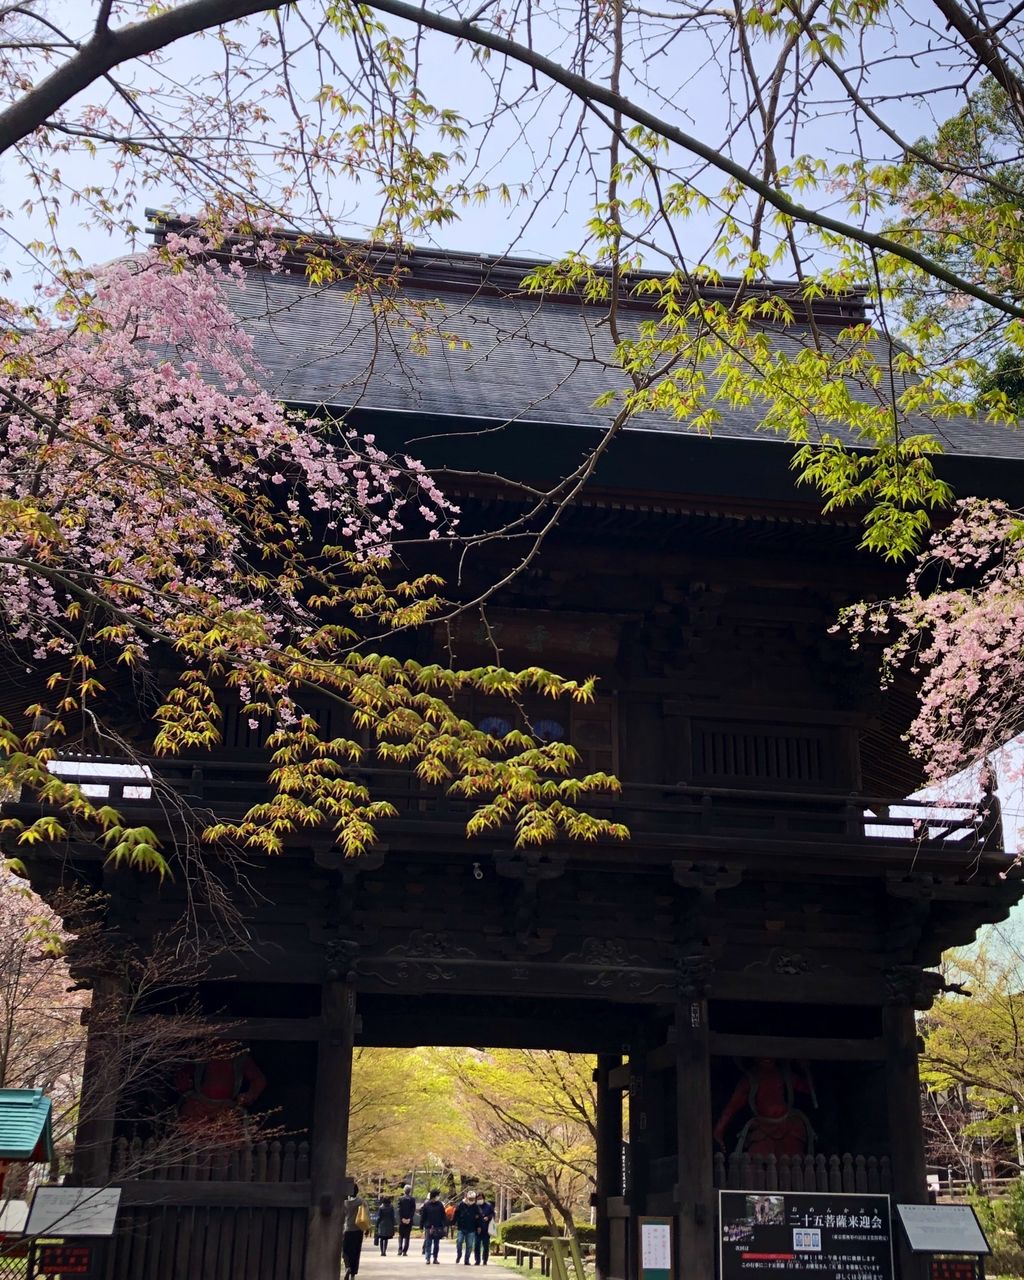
712,1151,893,1194
110,1135,311,1208
30,754,1002,854
111,1134,309,1184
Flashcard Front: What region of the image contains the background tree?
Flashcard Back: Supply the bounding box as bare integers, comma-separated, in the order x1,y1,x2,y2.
0,866,86,1187
441,1049,596,1238
920,935,1024,1178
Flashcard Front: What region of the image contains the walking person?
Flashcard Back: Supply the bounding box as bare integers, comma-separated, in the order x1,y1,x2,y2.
475,1192,495,1266
420,1188,447,1265
377,1196,397,1256
343,1183,371,1280
454,1190,481,1266
398,1184,417,1256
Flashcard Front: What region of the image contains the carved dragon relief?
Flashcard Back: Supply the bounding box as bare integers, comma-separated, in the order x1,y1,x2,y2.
360,930,478,986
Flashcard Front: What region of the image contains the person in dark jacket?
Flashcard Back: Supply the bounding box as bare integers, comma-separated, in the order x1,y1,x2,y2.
454,1191,482,1266
398,1184,417,1256
420,1188,446,1265
377,1196,397,1256
475,1192,495,1265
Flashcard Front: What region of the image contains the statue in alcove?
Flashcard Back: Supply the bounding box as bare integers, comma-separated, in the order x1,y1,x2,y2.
713,1058,817,1157
173,1043,267,1133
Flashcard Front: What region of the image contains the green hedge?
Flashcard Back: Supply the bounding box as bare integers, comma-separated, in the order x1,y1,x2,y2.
499,1223,597,1245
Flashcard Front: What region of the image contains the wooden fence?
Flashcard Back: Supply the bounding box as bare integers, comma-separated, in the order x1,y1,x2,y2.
713,1151,892,1194
105,1136,310,1280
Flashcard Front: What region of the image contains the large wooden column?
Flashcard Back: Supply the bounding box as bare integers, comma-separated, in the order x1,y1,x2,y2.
595,1053,623,1280
675,996,714,1280
72,975,123,1185
305,979,357,1280
627,1037,650,1280
883,984,928,1280
883,1001,927,1202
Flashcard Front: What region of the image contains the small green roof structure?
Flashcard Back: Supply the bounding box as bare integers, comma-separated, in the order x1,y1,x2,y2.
0,1089,54,1163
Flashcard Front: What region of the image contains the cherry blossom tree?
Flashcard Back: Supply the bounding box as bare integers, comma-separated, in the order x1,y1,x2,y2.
0,235,626,872
842,497,1024,790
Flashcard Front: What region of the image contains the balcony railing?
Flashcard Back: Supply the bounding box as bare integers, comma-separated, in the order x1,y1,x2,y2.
20,754,1003,855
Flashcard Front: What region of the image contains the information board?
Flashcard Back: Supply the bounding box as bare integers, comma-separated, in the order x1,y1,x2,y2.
896,1205,991,1255
639,1216,673,1280
719,1191,894,1280
25,1188,120,1238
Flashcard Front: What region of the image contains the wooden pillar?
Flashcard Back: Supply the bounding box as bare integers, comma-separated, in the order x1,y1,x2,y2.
884,999,927,1280
675,997,714,1280
72,976,123,1185
884,1002,927,1200
595,1054,623,1280
305,979,356,1280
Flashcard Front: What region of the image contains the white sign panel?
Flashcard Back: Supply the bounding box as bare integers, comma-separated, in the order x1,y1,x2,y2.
25,1187,121,1238
641,1222,672,1271
896,1204,990,1255
0,1200,29,1235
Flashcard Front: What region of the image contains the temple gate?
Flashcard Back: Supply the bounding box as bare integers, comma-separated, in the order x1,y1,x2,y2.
8,239,1022,1280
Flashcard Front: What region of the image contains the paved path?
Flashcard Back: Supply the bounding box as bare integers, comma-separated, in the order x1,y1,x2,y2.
358,1239,497,1280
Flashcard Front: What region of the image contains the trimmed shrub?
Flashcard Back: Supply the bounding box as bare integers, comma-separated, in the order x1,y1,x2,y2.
499,1223,597,1245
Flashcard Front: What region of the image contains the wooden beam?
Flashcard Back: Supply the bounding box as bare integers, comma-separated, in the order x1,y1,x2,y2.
116,1180,310,1208
607,1064,631,1091
187,1016,325,1042
709,1032,887,1061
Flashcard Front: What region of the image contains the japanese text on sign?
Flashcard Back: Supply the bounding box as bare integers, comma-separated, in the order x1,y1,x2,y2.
719,1192,894,1280
36,1243,95,1275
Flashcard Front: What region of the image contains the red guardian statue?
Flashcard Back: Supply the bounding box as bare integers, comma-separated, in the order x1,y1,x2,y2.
173,1044,267,1138
713,1058,816,1157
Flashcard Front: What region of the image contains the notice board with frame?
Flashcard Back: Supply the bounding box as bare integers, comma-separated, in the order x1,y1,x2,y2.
719,1189,894,1280
639,1215,673,1280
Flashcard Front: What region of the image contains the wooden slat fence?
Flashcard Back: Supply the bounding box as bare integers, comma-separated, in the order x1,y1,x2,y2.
713,1152,892,1194
105,1136,309,1280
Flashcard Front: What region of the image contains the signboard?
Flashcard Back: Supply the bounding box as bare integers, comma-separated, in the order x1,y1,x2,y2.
896,1205,991,1255
0,1200,29,1235
34,1242,97,1276
640,1216,673,1280
25,1188,120,1238
719,1191,894,1280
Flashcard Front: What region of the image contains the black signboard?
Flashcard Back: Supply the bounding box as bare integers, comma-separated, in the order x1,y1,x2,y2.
719,1191,894,1280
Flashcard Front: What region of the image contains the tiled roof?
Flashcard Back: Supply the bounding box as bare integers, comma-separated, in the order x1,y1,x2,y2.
216,262,1024,464
0,1089,53,1162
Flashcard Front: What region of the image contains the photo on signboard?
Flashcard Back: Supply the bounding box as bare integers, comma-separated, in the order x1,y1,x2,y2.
746,1195,784,1226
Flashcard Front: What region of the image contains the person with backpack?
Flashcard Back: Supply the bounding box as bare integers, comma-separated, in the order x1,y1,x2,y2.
453,1190,482,1266
397,1184,417,1256
420,1188,447,1265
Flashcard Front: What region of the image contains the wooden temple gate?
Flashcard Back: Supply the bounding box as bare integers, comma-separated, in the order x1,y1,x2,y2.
9,243,1024,1280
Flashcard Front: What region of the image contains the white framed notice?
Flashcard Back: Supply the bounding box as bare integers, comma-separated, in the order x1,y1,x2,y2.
896,1204,990,1255
641,1222,672,1270
24,1187,121,1238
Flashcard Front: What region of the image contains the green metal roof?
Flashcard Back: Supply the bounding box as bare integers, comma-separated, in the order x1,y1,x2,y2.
0,1089,54,1162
